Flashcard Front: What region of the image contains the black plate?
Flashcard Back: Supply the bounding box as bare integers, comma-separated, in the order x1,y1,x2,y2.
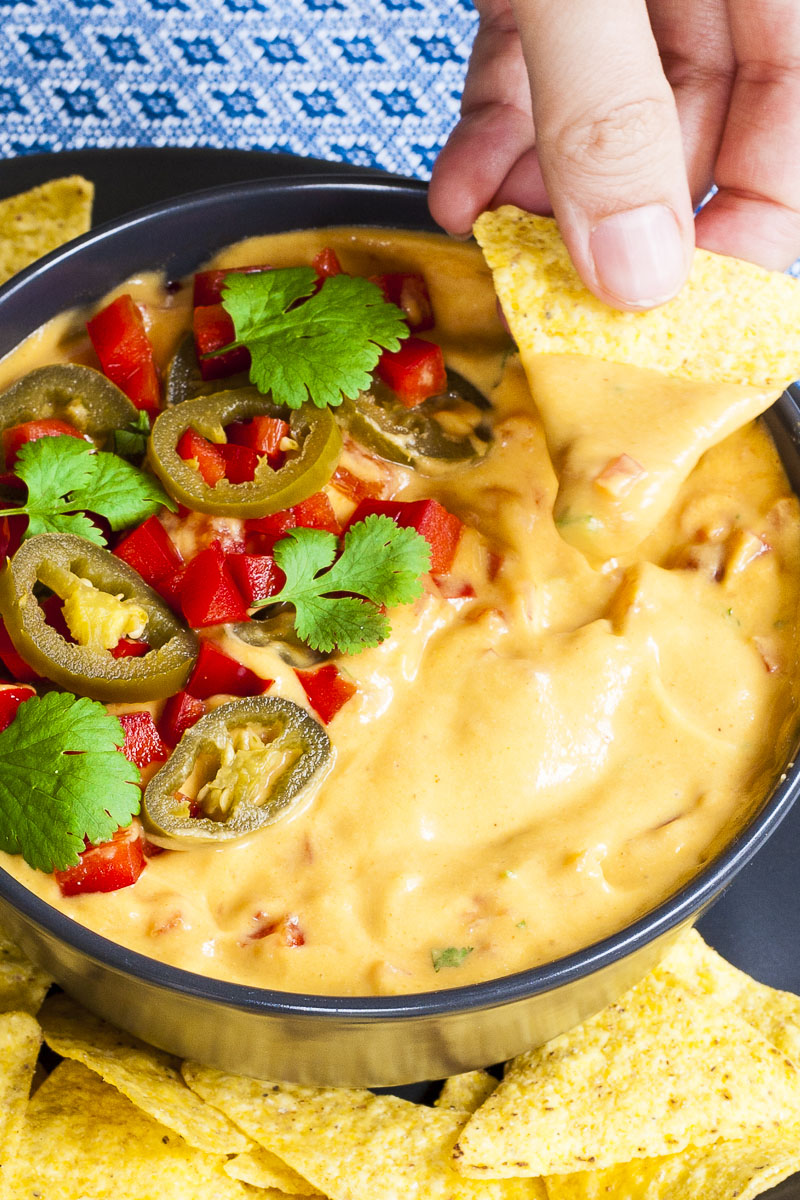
3,149,800,1195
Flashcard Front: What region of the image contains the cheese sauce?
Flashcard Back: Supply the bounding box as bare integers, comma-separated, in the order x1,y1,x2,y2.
0,229,798,996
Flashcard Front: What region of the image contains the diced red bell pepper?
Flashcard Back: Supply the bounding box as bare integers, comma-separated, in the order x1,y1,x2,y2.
0,685,36,733
226,415,289,462
186,640,271,700
0,618,41,683
219,441,260,484
370,272,434,332
349,498,464,574
193,264,271,307
245,492,341,551
110,637,151,659
176,427,226,487
114,516,183,587
193,304,250,381
180,543,250,628
245,911,305,945
226,553,285,605
312,247,343,278
296,663,357,724
86,294,161,415
117,711,170,768
376,337,447,408
40,593,73,642
155,566,189,613
55,825,146,896
2,418,86,469
330,464,388,503
0,512,27,561
158,689,205,747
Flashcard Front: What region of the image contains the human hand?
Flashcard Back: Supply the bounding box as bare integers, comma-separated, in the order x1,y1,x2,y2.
428,0,800,310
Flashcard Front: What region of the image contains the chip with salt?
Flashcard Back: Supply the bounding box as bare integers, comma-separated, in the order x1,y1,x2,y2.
6,1058,248,1199
0,177,93,287
183,1063,547,1200
452,942,800,1178
0,1009,41,1193
0,918,51,1015
435,1069,499,1113
39,991,252,1155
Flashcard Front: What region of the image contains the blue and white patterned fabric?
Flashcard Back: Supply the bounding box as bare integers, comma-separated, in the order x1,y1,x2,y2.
0,0,478,176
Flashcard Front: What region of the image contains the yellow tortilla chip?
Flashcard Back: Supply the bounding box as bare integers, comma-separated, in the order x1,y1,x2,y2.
183,1063,547,1200
0,1010,41,1194
224,1147,324,1195
435,1069,499,1113
544,1128,800,1200
39,991,252,1155
453,956,800,1177
473,207,800,389
0,176,93,286
0,919,51,1015
7,1058,248,1200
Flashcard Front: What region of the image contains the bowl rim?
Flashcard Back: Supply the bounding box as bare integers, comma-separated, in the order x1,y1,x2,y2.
0,170,799,1021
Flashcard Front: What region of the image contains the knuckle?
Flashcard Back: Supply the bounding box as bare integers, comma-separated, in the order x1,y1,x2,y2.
544,95,676,182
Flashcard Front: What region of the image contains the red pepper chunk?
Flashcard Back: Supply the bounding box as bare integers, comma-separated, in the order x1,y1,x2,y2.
370,272,434,332
376,337,447,408
176,428,226,487
55,826,146,896
180,543,250,628
193,264,271,307
114,516,183,587
0,618,41,683
117,711,170,768
158,690,205,747
349,498,464,574
2,418,86,469
110,638,150,659
0,685,36,733
226,415,289,462
227,553,285,605
86,295,161,415
245,492,341,551
296,664,357,724
219,442,260,484
193,304,250,381
186,640,271,700
312,247,343,278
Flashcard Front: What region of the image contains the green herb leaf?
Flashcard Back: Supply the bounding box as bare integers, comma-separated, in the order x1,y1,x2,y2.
113,411,151,459
431,946,474,972
0,692,140,872
221,268,409,409
260,515,431,655
6,436,175,545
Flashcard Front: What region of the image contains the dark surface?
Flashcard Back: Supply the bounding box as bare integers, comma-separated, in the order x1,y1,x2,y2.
2,148,799,1190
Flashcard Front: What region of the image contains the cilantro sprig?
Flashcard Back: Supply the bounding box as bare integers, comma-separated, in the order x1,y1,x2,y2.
0,692,140,872
3,436,175,545
255,514,431,655
219,267,409,409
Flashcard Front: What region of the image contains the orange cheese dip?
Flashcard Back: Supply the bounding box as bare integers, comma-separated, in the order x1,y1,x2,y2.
0,228,798,996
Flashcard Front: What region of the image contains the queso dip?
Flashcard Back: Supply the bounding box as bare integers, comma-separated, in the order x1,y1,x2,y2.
0,227,798,997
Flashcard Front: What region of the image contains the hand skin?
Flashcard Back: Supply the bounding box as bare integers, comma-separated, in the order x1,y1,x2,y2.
428,0,800,310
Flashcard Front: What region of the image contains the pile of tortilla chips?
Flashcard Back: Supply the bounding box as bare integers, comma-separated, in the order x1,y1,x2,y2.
0,924,799,1199
0,177,94,287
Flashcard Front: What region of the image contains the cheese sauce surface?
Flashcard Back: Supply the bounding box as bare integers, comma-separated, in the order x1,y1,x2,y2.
0,228,799,996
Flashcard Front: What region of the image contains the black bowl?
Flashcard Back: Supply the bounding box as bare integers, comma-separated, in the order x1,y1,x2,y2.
0,175,798,1087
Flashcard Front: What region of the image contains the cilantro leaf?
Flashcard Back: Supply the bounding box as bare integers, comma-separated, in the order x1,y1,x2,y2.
431,946,474,972
221,268,409,409
0,692,140,872
6,436,175,546
260,515,431,655
113,411,151,460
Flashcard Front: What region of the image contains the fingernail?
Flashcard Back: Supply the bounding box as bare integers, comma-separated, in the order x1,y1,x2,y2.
590,204,686,307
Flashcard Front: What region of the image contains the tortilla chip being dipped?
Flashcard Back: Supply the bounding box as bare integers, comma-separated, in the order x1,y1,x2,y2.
474,207,800,561
0,176,94,287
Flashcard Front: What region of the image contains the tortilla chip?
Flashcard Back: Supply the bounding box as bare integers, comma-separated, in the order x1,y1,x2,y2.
39,991,252,1155
473,207,800,388
183,1063,547,1200
0,1010,41,1194
0,177,93,287
544,1128,800,1200
452,960,800,1177
435,1069,499,1113
0,919,51,1015
7,1058,248,1199
224,1147,324,1195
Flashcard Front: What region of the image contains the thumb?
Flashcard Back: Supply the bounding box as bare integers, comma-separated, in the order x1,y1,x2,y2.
511,0,694,310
